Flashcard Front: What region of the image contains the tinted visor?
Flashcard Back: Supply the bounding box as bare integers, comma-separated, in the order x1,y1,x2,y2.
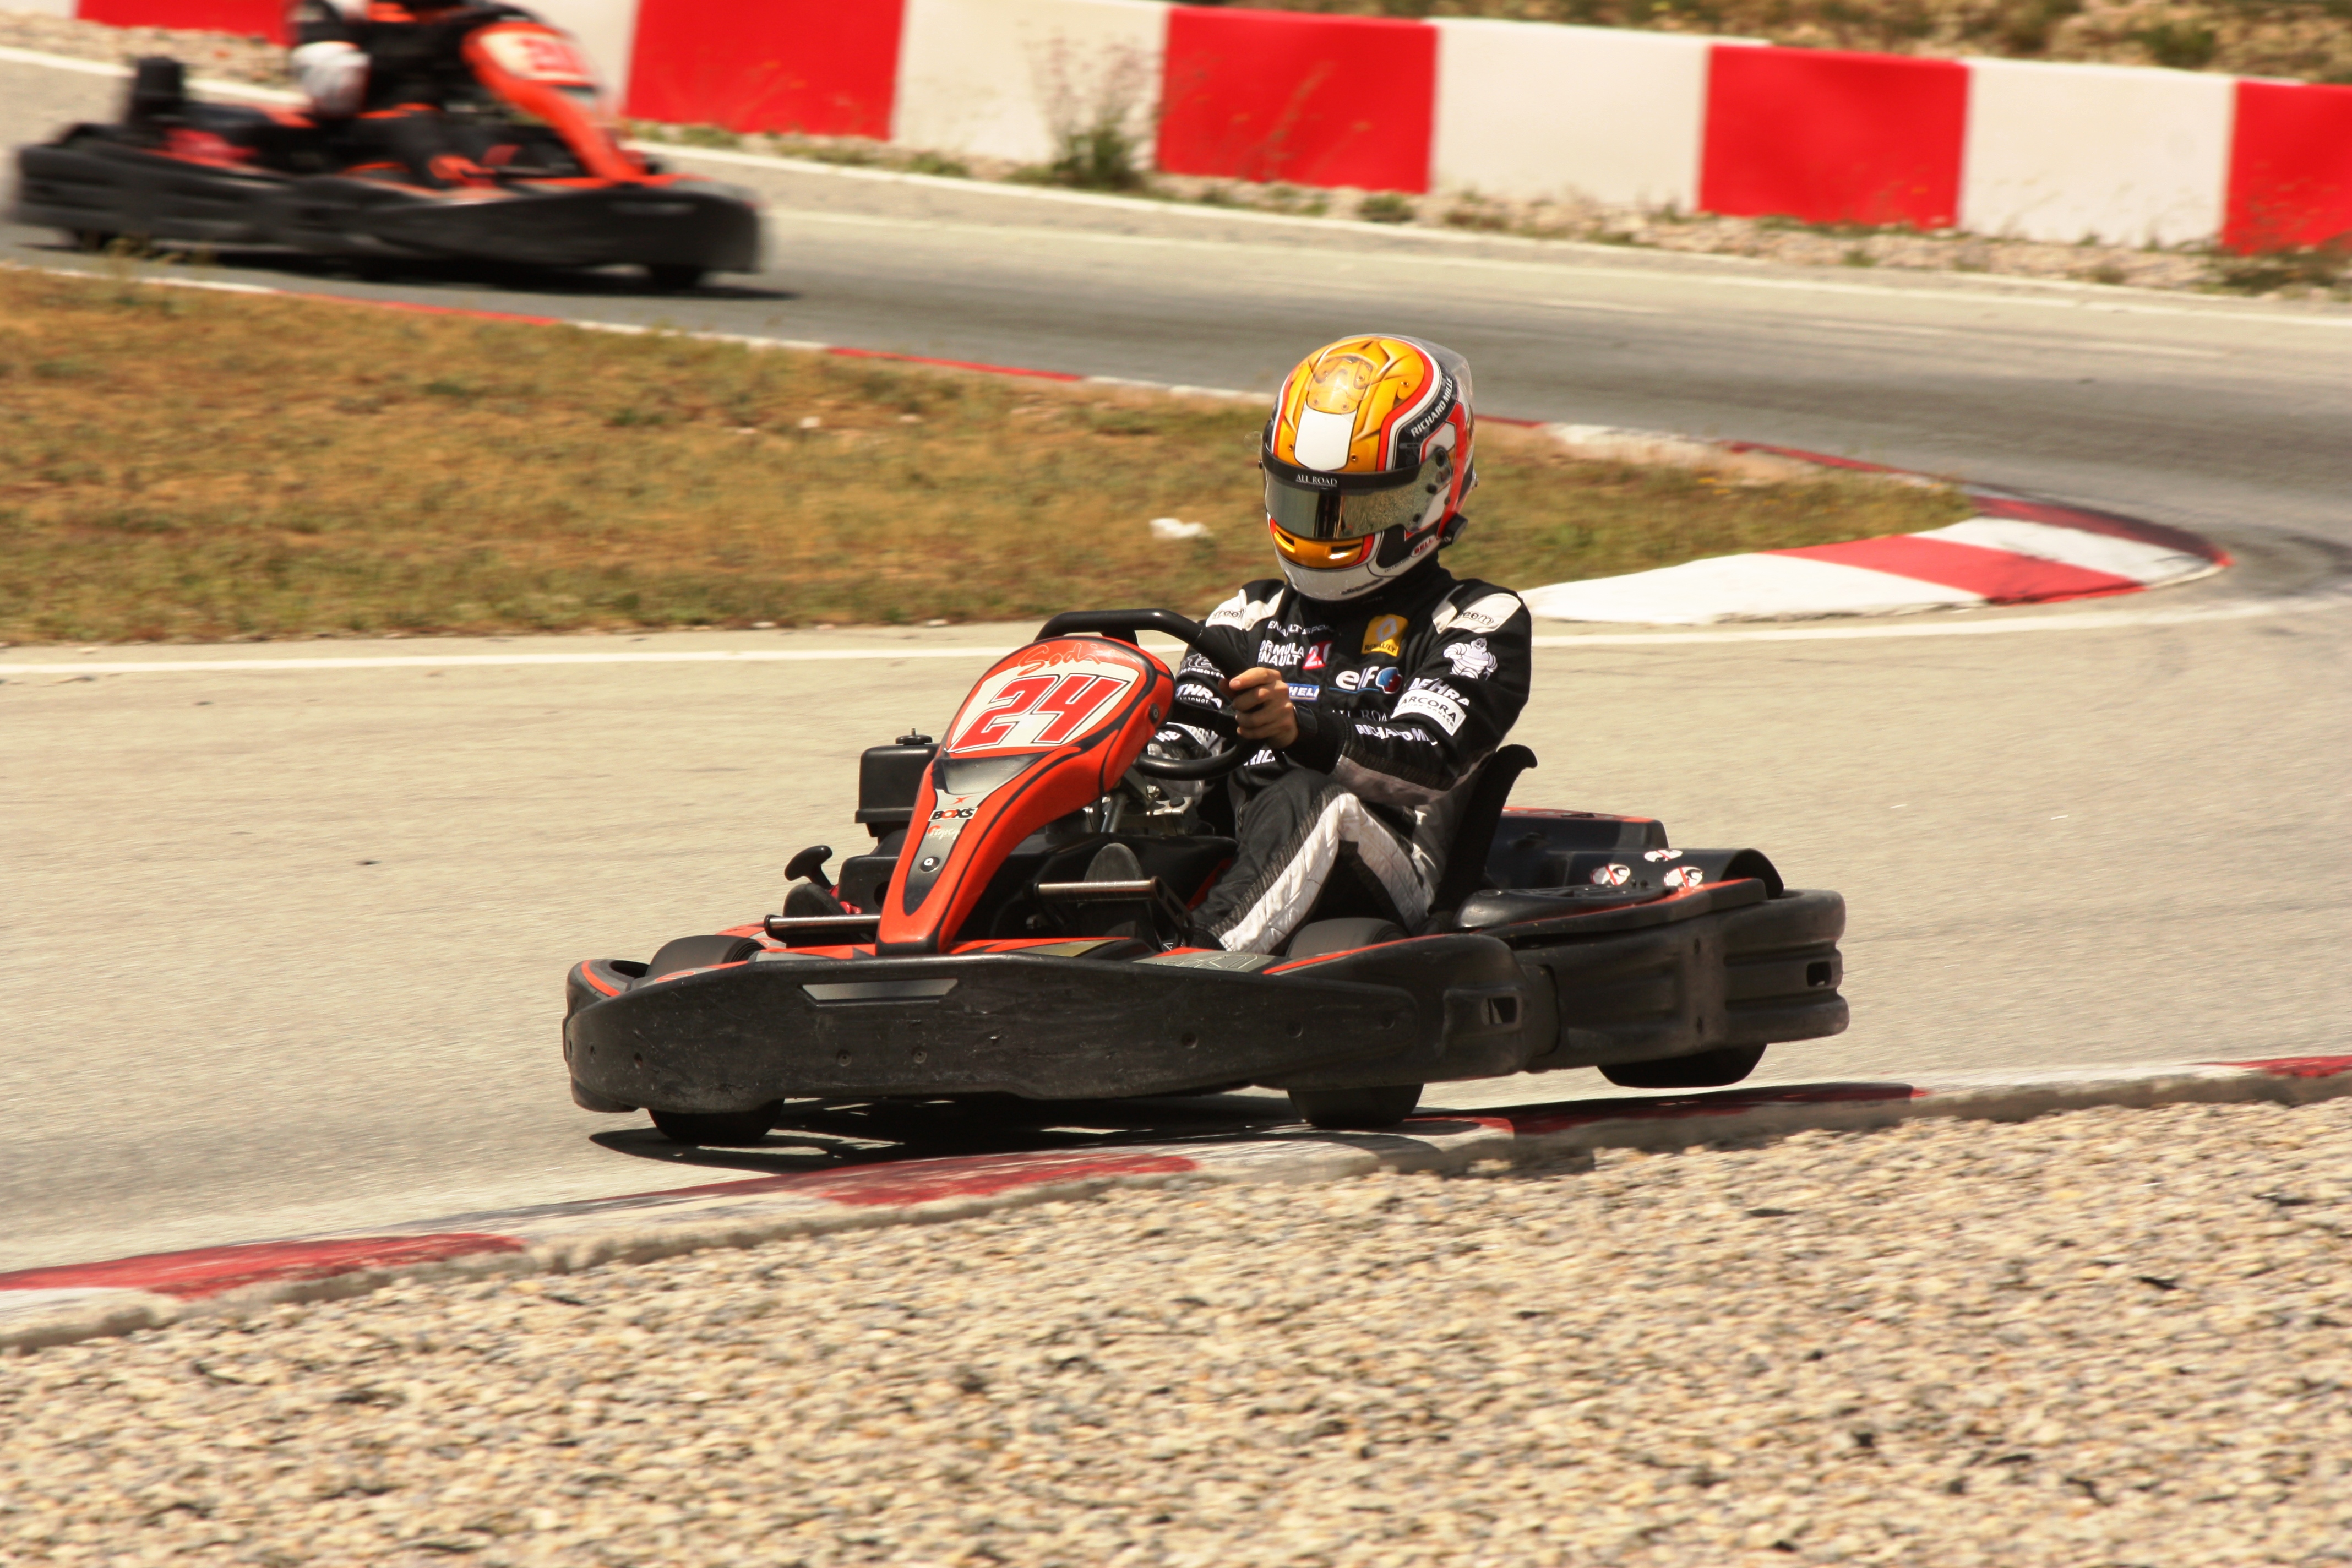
1264,449,1450,540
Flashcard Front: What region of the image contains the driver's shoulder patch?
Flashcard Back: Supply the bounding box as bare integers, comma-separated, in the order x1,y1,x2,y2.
1431,587,1525,635
1206,582,1287,631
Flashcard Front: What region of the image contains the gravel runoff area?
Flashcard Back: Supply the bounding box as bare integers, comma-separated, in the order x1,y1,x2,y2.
5,10,2340,302
4,1098,2346,1566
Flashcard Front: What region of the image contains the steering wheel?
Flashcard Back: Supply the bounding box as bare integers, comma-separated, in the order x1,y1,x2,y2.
1032,609,1258,782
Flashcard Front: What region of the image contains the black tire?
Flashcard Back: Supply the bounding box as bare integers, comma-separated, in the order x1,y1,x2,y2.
70,229,118,253
649,1104,779,1146
1288,1083,1423,1130
1283,917,1408,959
1600,1045,1767,1090
644,933,759,980
644,263,705,291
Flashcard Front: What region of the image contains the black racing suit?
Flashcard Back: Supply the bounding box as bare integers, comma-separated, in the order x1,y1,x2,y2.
1159,560,1533,954
288,0,527,186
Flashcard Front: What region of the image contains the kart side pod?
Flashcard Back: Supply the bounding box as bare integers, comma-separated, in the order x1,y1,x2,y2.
874,637,1177,955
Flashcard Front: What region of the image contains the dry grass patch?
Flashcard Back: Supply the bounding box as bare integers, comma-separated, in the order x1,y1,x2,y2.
0,267,1968,643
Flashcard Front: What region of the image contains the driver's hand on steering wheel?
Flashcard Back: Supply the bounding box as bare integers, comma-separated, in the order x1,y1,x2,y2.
1228,667,1298,749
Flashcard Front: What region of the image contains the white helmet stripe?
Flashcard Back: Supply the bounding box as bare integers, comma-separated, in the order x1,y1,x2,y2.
1293,406,1357,472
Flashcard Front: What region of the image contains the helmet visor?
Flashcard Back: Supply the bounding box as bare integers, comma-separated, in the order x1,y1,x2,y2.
1264,450,1450,541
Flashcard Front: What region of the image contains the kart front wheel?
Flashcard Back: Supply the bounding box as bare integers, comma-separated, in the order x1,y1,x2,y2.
1288,1083,1422,1130
649,1104,780,1146
1600,1045,1766,1090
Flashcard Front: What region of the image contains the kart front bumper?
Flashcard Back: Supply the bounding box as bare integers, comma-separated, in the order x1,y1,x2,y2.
564,885,1847,1115
564,936,1538,1112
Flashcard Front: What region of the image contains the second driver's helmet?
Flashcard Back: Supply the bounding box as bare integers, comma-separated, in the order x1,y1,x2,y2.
1262,334,1477,602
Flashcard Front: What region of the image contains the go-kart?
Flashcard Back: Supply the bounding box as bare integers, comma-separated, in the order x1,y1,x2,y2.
563,610,1848,1138
10,16,758,288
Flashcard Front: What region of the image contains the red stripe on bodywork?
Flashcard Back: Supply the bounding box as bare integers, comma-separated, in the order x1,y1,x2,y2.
0,1233,524,1300
1768,535,2144,603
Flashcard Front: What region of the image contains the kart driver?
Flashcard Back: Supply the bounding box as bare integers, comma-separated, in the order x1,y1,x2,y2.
1149,334,1532,954
287,0,522,187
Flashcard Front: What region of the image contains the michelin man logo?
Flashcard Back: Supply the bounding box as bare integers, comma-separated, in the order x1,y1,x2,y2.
1443,637,1499,680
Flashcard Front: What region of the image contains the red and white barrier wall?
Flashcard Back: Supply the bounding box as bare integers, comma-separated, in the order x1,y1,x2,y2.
46,0,2352,251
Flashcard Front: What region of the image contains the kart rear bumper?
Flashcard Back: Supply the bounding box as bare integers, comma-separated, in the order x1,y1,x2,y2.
564,886,1847,1113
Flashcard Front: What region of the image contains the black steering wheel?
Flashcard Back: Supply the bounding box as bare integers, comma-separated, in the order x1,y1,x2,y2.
1033,609,1257,782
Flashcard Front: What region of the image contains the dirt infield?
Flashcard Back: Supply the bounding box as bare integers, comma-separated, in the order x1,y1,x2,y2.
4,1096,2344,1565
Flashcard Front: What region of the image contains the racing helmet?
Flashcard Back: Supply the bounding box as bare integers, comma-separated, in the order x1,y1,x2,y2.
1261,334,1477,602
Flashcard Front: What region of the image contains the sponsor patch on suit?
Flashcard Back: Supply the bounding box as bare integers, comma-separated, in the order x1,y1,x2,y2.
1392,687,1467,734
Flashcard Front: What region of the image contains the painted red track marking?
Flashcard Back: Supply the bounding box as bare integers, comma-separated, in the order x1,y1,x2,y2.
2215,1055,2352,1079
609,1148,1199,1210
0,1234,524,1300
1721,440,1901,473
821,345,1084,380
1769,534,2146,602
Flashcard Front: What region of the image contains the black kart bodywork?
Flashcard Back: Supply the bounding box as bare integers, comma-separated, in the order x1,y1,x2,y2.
563,611,1848,1133
13,56,758,282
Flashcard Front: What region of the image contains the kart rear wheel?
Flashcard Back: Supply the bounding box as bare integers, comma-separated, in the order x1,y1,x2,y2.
1600,1045,1766,1090
649,1104,780,1146
1288,1083,1423,1131
644,263,705,292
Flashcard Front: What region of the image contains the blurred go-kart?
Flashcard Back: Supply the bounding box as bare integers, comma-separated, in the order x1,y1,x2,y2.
563,611,1849,1141
11,13,758,289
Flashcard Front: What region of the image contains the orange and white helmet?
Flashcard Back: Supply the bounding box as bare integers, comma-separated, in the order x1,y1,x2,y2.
1261,334,1477,602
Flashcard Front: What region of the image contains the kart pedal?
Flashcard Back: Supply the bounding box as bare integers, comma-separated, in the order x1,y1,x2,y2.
1035,876,1194,948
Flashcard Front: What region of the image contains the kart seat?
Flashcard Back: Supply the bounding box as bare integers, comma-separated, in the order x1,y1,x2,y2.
1422,744,1536,929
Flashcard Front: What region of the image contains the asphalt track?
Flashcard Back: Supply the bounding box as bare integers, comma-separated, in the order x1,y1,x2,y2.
3,58,2349,1273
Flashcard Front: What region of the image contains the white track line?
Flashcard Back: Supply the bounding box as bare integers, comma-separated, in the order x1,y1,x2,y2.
4,582,2343,677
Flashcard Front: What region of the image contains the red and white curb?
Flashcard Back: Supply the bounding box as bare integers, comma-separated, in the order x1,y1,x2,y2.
4,1054,2343,1355
1523,426,2230,626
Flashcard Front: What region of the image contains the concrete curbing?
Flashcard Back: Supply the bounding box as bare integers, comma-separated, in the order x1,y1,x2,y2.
4,1054,2344,1357
1526,426,2231,625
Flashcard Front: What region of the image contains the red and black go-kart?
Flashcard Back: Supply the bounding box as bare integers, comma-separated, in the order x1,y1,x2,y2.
11,14,757,289
564,611,1848,1140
